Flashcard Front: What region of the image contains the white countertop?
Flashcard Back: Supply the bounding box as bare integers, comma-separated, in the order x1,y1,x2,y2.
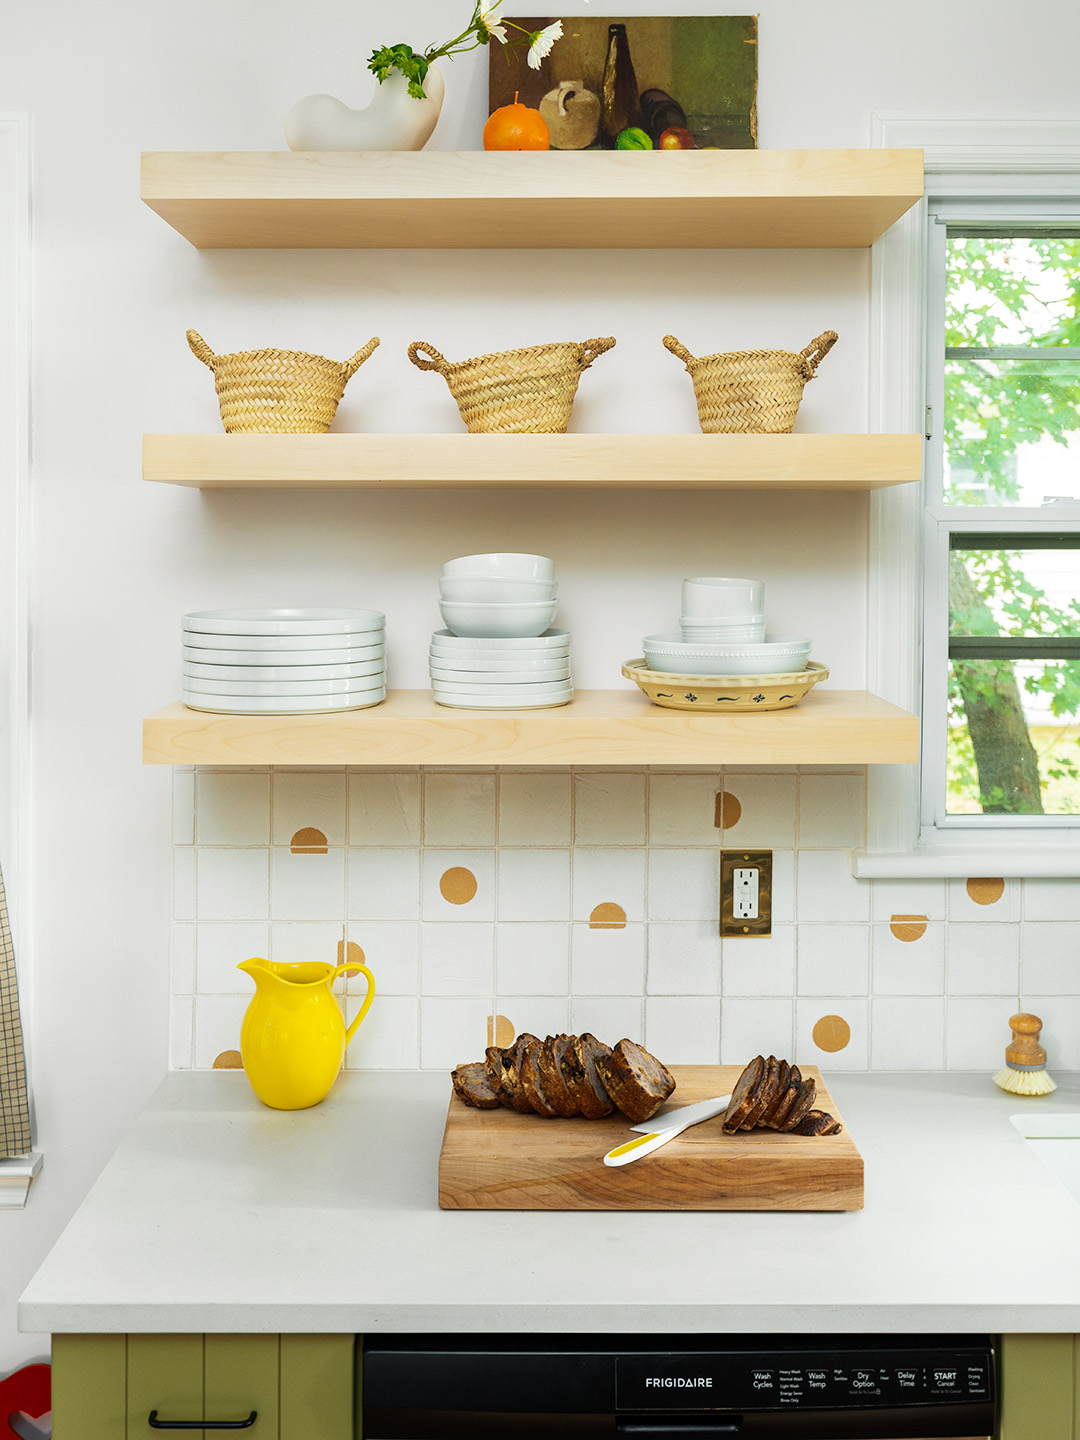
19,1068,1080,1335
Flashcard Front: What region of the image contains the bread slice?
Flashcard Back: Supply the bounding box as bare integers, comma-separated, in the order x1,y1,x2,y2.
763,1063,801,1130
451,1061,501,1109
737,1053,782,1131
519,1040,560,1117
484,1046,516,1109
536,1035,580,1117
794,1108,843,1137
504,1033,541,1114
595,1038,676,1124
777,1076,817,1132
561,1033,615,1118
722,1055,765,1133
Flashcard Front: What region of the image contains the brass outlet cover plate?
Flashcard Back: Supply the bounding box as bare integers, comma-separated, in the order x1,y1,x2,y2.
720,849,773,937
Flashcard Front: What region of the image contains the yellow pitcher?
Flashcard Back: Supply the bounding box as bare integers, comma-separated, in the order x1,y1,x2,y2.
237,954,375,1111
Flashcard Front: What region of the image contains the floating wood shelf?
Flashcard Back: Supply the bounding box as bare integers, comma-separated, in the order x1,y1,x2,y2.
139,150,924,250
143,690,919,767
142,433,922,491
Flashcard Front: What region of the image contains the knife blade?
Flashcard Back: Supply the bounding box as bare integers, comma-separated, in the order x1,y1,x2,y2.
629,1093,732,1135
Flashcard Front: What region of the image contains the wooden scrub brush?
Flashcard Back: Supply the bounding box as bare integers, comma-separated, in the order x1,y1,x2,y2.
993,1013,1057,1096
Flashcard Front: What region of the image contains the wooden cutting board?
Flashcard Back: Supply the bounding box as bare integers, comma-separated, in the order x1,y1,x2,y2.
438,1064,862,1211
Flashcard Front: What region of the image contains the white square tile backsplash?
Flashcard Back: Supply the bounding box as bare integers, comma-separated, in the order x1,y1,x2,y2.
172,766,1080,1073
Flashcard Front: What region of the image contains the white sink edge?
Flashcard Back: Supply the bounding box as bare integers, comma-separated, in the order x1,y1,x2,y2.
1012,1113,1080,1139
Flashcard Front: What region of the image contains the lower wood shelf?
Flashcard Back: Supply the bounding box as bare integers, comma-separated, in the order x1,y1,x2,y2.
143,689,919,767
142,432,921,490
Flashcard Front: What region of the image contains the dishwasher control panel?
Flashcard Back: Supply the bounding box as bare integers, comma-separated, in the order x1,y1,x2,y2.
617,1349,993,1411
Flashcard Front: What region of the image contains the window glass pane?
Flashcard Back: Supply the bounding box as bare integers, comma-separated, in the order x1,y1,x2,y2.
947,542,1080,815
944,235,1080,506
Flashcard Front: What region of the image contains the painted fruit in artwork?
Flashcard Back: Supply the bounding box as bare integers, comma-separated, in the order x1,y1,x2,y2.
658,126,695,150
484,96,550,150
616,126,652,150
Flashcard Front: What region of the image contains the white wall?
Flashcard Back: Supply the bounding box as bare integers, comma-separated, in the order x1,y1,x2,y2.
3,0,1080,1372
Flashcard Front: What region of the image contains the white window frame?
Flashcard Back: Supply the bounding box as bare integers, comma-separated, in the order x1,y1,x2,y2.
857,117,1080,878
0,115,31,1053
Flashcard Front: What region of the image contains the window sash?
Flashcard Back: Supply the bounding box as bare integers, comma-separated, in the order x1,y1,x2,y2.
923,205,1080,829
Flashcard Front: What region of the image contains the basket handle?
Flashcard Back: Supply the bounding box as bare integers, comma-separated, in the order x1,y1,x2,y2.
797,330,838,379
186,330,216,369
578,336,617,370
407,341,450,374
662,334,696,368
342,337,380,382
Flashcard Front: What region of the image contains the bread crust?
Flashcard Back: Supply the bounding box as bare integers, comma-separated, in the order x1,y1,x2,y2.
536,1035,580,1117
561,1033,615,1118
778,1076,817,1132
738,1054,781,1131
484,1046,516,1109
722,1055,765,1133
595,1038,676,1124
519,1040,560,1117
452,1061,501,1108
794,1108,842,1136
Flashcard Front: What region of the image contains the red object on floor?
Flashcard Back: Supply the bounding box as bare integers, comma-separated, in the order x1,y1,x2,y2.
0,1365,50,1439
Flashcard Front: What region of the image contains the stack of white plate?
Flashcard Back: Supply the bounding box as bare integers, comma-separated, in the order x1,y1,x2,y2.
429,629,573,709
182,608,386,714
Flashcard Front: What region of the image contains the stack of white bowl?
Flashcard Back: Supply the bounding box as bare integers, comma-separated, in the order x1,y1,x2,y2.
641,577,812,676
182,608,386,714
431,553,573,709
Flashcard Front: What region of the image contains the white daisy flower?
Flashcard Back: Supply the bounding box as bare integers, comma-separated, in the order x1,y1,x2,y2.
479,9,507,42
527,20,563,68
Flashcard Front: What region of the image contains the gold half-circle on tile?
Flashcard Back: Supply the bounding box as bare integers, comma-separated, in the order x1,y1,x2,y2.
812,1015,851,1053
589,901,627,930
890,913,928,942
337,939,366,966
212,1050,243,1069
716,790,742,829
291,826,328,854
967,876,1005,906
488,1014,515,1048
440,866,478,905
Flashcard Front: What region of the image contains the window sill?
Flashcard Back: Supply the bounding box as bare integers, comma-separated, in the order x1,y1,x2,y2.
853,847,1080,878
0,1150,42,1208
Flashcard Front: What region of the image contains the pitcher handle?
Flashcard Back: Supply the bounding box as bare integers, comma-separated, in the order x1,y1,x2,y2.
334,961,376,1045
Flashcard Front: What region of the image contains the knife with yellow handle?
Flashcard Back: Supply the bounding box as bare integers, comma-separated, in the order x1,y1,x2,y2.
602,1093,732,1167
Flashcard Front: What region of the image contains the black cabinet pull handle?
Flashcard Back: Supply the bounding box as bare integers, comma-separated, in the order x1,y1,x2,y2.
617,1424,741,1438
148,1410,257,1430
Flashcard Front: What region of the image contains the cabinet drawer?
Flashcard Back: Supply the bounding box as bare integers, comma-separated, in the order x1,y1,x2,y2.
52,1333,354,1440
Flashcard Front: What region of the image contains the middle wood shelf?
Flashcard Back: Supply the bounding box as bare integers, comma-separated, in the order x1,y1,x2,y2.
142,432,921,491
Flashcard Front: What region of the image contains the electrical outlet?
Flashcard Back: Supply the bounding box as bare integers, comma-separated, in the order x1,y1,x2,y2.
720,849,772,937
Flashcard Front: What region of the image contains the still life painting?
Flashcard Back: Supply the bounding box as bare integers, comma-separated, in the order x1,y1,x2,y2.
488,15,758,151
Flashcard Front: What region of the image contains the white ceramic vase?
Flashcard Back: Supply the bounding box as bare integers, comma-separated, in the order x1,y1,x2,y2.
285,65,445,152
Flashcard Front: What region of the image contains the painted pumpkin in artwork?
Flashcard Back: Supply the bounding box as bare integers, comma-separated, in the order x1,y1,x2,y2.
483,95,549,150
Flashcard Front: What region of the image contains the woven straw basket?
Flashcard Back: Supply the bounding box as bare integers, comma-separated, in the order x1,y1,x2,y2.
663,331,838,434
187,330,380,434
407,337,616,434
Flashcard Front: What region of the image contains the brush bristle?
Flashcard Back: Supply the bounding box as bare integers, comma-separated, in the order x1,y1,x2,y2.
993,1066,1058,1095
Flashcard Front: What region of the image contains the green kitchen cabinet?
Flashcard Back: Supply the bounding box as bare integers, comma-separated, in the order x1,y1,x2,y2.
51,1333,354,1440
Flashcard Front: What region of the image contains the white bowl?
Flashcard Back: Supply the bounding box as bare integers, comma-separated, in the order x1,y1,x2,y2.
429,653,570,675
431,687,573,710
430,628,570,651
441,553,555,582
182,642,385,665
183,673,383,697
182,628,384,652
184,658,385,683
183,608,385,636
642,633,812,676
439,577,558,603
182,687,386,714
428,676,572,696
681,578,765,618
439,599,558,639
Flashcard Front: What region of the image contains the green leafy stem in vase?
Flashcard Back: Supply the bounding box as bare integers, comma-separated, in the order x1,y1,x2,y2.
368,2,567,99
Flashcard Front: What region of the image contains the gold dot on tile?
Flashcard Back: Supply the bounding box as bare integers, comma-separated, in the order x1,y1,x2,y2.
291,826,328,855
967,876,1005,906
488,1013,515,1048
337,939,366,966
812,1015,851,1053
890,913,928,942
717,790,742,829
589,901,627,930
440,866,478,905
212,1050,243,1070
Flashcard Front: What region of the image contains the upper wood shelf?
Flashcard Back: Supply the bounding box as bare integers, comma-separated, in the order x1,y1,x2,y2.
143,690,919,767
142,432,921,491
139,149,924,250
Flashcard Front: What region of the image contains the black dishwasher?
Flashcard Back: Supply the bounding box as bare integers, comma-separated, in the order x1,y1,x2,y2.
362,1334,995,1440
